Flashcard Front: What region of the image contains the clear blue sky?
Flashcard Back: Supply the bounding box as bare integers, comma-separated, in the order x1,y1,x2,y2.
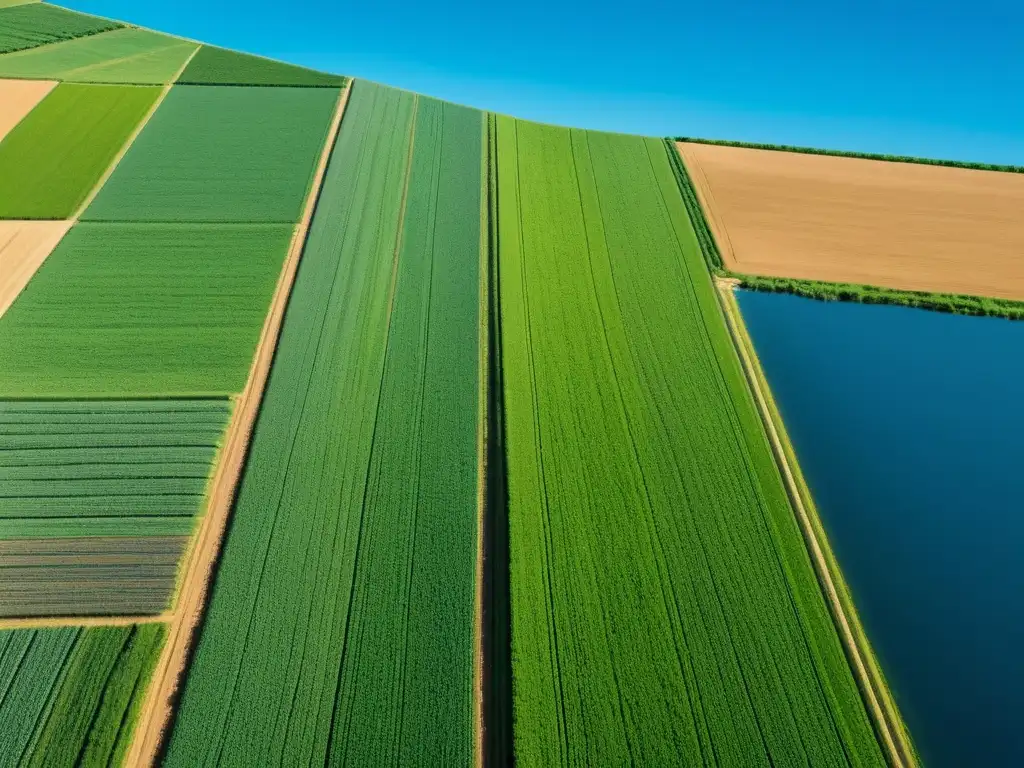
66,0,1023,164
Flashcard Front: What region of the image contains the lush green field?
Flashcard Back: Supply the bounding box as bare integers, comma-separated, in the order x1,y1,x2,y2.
0,624,164,765
0,28,198,83
494,116,885,765
165,82,482,765
0,399,228,616
0,83,159,219
0,3,119,54
0,223,292,397
83,85,339,223
177,45,344,87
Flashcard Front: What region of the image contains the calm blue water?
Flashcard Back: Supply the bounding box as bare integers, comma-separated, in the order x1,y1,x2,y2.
737,291,1024,768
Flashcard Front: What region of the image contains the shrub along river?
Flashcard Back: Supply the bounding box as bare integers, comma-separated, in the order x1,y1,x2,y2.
738,291,1024,768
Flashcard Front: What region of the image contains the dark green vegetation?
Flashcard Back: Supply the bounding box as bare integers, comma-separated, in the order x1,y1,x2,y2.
165,82,482,766
495,117,885,764
177,45,345,87
0,3,119,54
739,274,1024,321
0,624,164,765
0,83,159,219
83,85,339,223
675,135,1024,175
0,223,293,397
0,28,198,84
665,137,723,272
0,399,230,616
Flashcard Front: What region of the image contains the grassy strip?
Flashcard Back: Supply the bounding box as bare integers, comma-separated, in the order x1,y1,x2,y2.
720,285,920,765
663,137,723,271
0,3,120,54
176,44,345,87
0,83,160,218
674,135,1024,175
738,274,1024,320
0,28,198,84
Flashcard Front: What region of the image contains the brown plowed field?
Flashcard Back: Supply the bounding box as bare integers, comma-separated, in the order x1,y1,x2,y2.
0,78,56,141
0,220,72,318
678,141,1024,300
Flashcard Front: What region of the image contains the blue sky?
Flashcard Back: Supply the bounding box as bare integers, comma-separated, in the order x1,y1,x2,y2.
66,0,1024,164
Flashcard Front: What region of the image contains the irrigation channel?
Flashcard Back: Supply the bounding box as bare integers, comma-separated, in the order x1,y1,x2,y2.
737,290,1024,768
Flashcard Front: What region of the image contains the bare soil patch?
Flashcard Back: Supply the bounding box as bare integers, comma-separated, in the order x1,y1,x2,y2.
678,141,1024,300
0,219,71,317
0,78,56,141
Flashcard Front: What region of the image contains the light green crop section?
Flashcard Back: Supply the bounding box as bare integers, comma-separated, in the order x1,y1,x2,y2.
0,27,197,84
0,3,120,54
166,82,483,766
0,625,164,766
0,223,292,397
83,85,339,223
495,116,886,765
0,82,159,219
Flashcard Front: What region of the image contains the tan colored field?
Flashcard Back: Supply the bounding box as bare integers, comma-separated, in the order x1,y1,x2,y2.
0,220,72,318
0,78,57,141
678,141,1024,300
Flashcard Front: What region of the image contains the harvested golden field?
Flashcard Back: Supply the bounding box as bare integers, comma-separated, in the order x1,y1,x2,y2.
678,141,1024,300
0,77,56,140
0,220,71,318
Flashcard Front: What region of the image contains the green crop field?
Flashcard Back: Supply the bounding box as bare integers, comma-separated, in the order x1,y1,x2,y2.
0,624,164,765
0,399,229,616
165,82,482,766
83,85,339,223
0,3,119,54
0,83,159,219
0,223,293,397
0,27,198,84
493,116,886,765
177,45,345,87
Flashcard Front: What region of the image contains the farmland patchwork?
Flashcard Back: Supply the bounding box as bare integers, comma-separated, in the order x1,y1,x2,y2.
0,3,119,54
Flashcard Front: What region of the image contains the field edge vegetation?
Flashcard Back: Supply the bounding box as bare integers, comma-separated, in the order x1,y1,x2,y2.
664,139,1024,321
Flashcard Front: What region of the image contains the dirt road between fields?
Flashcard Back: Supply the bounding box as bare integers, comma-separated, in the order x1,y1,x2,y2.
680,142,1024,300
123,79,354,768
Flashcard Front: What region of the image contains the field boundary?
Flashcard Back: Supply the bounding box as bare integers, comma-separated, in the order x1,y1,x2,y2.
68,45,199,222
121,78,353,768
0,613,172,630
715,279,917,768
668,139,1024,321
675,135,1024,175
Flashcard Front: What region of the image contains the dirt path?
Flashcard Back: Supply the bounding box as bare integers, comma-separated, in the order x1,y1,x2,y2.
715,278,915,768
122,79,353,768
684,141,1024,300
0,220,72,318
0,78,57,141
0,613,172,630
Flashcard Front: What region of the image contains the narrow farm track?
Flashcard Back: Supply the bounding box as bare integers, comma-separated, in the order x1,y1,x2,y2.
716,281,916,768
123,79,352,768
0,612,172,630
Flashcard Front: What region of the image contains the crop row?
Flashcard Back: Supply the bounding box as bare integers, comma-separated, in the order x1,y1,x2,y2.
493,116,886,765
0,399,228,616
165,81,483,766
0,3,119,55
0,623,164,765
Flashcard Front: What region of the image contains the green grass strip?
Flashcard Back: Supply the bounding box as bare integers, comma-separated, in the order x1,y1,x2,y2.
0,27,198,84
0,83,159,219
674,135,1024,174
176,44,345,87
0,223,292,397
83,85,339,223
0,3,120,54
